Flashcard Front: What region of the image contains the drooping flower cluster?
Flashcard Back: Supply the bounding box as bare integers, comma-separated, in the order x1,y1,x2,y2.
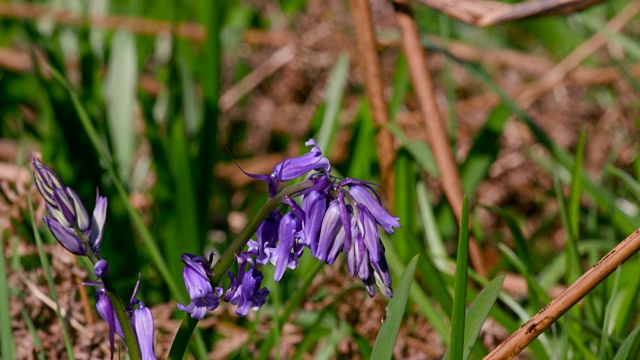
178,138,400,319
31,157,156,359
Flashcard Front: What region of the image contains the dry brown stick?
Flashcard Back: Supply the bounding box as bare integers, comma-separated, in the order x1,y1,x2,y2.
517,0,640,108
349,0,396,203
485,227,640,359
0,2,205,42
218,44,296,112
392,0,487,277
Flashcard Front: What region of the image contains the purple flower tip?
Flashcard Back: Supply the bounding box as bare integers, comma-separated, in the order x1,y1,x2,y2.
132,301,157,360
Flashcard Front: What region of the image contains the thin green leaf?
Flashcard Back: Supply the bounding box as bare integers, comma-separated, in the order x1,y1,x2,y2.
607,166,640,202
0,230,15,360
383,236,450,342
443,275,506,360
416,182,447,272
27,198,75,359
449,196,469,360
104,30,137,182
371,254,420,360
613,323,640,360
316,53,349,153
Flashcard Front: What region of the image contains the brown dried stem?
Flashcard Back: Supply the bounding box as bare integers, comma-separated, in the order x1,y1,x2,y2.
517,0,640,108
392,0,486,276
485,227,640,359
349,0,396,202
0,2,205,42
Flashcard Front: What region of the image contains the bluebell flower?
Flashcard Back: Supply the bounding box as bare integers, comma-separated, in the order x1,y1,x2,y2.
298,191,327,257
132,301,157,360
177,254,223,319
273,211,303,281
31,156,108,256
224,254,270,316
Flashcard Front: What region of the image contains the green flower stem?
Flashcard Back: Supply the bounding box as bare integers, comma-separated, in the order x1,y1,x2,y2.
210,180,315,284
85,247,142,360
101,276,142,360
168,180,315,360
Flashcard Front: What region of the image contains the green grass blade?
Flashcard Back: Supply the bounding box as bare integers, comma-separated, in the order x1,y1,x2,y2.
316,53,349,153
371,254,420,360
460,105,509,195
20,307,45,360
553,173,581,284
0,230,15,359
384,236,450,342
597,267,622,360
444,274,506,360
27,198,75,359
613,323,640,360
416,182,447,271
568,129,586,244
104,30,137,183
449,195,469,360
387,123,439,176
607,166,640,202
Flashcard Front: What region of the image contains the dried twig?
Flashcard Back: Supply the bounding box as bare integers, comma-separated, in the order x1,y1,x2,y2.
0,2,205,42
392,0,487,276
417,0,605,27
517,0,640,108
485,227,640,359
349,0,395,202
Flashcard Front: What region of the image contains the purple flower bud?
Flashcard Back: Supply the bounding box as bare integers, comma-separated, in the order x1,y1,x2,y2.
224,255,270,316
298,191,327,256
94,259,111,278
31,156,64,206
177,254,222,320
132,302,157,360
89,193,108,252
273,139,331,182
347,184,400,234
43,217,87,255
273,212,303,281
